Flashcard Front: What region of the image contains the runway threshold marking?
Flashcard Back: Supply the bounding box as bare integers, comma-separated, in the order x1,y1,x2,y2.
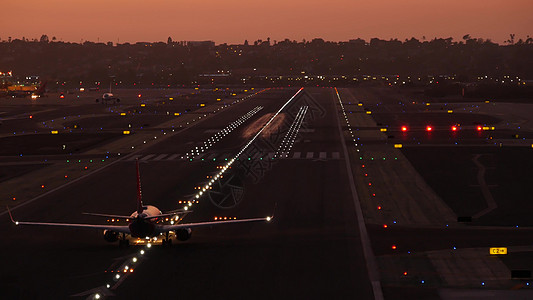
334,87,384,300
140,154,157,161
166,154,179,160
126,155,142,161
152,154,168,161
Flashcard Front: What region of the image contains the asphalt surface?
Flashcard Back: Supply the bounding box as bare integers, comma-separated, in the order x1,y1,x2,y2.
1,87,375,299
2,85,533,300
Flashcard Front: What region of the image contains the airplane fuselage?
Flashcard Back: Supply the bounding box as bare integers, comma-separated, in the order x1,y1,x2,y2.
128,205,162,238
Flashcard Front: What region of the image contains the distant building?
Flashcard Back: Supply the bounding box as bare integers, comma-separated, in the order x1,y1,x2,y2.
187,41,215,48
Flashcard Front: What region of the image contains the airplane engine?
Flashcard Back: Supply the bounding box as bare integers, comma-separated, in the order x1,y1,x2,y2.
103,230,119,243
175,228,192,241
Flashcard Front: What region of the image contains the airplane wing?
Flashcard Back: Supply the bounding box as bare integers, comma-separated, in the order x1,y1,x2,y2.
144,211,192,220
156,216,272,233
7,207,131,234
82,212,133,219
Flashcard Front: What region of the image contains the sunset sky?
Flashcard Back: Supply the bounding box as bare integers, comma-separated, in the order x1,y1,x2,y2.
1,0,531,44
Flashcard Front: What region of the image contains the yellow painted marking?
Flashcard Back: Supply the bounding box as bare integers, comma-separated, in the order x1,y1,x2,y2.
489,247,507,255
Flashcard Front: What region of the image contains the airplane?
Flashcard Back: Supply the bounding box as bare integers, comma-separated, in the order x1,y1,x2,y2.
96,80,120,104
7,159,272,247
96,92,120,104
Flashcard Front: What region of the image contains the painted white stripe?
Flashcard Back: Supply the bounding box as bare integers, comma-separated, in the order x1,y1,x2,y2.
293,152,301,159
126,154,142,161
319,152,327,159
306,152,314,159
152,154,168,161
332,152,340,159
140,154,156,161
166,154,179,160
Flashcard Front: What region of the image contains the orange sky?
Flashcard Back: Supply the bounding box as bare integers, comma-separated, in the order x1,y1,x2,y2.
1,0,531,44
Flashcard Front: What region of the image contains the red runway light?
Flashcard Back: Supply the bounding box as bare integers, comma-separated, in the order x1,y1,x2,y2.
401,126,408,132
426,126,433,132
477,126,483,131
392,245,397,250
383,224,388,228
451,125,458,131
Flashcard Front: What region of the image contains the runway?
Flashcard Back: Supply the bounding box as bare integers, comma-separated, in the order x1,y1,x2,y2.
3,85,533,299
1,87,376,299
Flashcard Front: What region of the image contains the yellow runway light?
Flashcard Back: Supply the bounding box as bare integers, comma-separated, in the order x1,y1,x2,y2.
366,111,372,115
394,144,403,149
51,130,58,134
123,131,131,135
380,128,387,132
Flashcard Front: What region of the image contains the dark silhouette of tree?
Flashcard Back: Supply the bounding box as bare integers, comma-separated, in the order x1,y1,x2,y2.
40,35,49,43
507,33,516,44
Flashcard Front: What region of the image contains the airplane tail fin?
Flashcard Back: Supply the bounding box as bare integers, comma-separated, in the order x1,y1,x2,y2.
136,159,143,214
